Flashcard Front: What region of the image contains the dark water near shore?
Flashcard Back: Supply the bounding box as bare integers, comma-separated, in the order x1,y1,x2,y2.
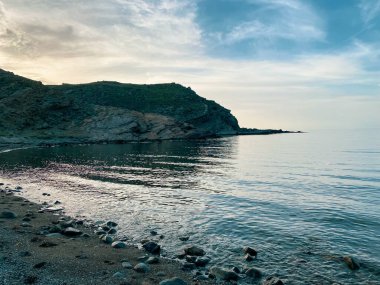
1,130,380,284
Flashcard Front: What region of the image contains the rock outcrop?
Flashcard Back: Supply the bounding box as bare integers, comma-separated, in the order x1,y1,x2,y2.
0,68,291,145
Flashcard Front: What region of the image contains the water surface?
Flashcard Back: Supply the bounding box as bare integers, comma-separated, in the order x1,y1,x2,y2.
1,130,379,284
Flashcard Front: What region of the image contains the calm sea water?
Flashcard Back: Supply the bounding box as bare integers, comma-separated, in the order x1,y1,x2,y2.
1,130,379,284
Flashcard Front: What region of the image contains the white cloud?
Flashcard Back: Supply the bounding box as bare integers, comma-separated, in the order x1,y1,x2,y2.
223,0,325,45
359,0,380,23
0,0,379,130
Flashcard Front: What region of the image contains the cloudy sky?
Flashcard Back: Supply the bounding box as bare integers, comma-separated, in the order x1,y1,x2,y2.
0,0,379,130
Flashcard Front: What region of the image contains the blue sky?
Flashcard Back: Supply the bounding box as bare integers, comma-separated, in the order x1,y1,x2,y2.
0,0,379,130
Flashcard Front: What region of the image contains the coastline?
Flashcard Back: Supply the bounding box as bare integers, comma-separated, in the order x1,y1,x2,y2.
0,187,212,285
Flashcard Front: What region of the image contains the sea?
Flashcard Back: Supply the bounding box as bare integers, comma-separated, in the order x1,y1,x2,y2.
1,129,379,285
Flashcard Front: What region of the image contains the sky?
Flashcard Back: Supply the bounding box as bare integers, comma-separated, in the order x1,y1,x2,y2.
0,0,379,130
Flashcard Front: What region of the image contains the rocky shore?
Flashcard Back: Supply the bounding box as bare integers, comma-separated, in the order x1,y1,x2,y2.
0,184,287,285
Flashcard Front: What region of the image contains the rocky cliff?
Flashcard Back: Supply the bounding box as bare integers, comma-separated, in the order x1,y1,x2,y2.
0,69,244,145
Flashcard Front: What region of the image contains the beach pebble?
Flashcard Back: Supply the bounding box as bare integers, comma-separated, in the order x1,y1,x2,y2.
210,266,239,281
343,256,360,270
245,267,262,279
134,263,149,273
146,256,160,264
263,276,284,285
108,228,117,234
156,272,166,277
0,210,17,219
143,241,161,255
101,235,114,244
159,277,188,285
243,246,257,257
184,245,205,256
106,221,118,227
111,241,126,249
195,256,211,267
21,222,32,227
22,217,32,222
62,227,82,237
122,262,133,269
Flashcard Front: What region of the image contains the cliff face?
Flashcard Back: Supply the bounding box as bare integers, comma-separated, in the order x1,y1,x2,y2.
0,69,240,144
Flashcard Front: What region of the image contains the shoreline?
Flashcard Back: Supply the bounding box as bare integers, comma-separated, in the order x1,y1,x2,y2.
0,186,211,285
0,184,285,285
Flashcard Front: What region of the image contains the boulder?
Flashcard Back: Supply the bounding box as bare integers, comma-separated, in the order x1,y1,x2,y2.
146,256,160,264
195,256,210,267
245,267,262,279
111,241,126,249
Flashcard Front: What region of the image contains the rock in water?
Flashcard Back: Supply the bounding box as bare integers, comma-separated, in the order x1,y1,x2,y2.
0,210,17,219
184,245,205,256
210,266,239,281
62,227,82,237
111,241,126,249
134,263,149,273
243,246,257,257
263,276,285,285
195,256,210,267
343,256,360,270
245,267,262,279
159,277,188,285
143,241,161,254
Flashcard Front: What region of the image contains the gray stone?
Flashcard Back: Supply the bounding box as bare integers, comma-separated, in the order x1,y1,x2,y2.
150,230,158,236
134,263,149,273
210,266,239,281
20,222,32,227
179,236,189,241
263,276,284,285
0,210,17,219
184,245,205,256
159,277,187,285
45,233,64,238
146,256,160,264
62,227,82,237
143,241,161,255
111,241,126,249
101,235,113,244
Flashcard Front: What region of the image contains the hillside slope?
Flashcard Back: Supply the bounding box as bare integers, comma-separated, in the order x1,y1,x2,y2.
0,69,241,144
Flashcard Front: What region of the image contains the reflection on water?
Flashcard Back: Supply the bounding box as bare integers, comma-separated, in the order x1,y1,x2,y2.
1,130,380,285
